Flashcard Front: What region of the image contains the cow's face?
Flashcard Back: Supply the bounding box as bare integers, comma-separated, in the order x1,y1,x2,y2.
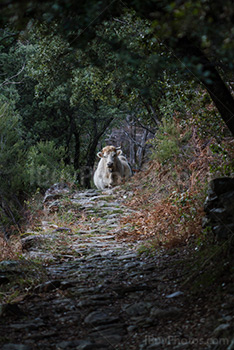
97,146,122,172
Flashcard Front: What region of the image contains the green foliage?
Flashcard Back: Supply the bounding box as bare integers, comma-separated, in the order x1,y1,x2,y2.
0,104,25,190
149,118,191,164
209,142,234,177
0,103,26,230
0,3,234,232
26,141,73,192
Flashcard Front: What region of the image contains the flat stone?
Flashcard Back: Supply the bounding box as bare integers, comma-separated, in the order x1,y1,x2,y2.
56,339,106,349
2,345,32,350
123,302,153,316
84,311,119,326
166,291,184,298
90,235,115,240
21,234,57,250
77,341,108,349
34,280,61,292
78,300,109,307
124,262,140,269
10,318,45,330
0,260,20,269
93,334,122,345
213,323,230,335
117,253,137,260
150,307,182,319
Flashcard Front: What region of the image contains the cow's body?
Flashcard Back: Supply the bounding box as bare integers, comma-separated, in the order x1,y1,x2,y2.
93,146,132,190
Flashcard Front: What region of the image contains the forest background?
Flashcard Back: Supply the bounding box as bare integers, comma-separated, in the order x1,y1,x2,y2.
0,0,234,246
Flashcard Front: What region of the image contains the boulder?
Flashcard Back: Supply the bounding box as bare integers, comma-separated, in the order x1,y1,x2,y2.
43,183,70,204
204,177,234,242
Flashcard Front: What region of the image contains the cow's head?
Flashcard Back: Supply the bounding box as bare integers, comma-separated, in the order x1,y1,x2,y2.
97,146,122,171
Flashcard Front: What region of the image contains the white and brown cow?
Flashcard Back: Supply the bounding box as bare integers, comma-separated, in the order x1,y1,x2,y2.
93,145,132,190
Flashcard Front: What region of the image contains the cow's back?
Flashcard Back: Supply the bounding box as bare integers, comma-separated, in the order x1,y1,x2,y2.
118,155,132,178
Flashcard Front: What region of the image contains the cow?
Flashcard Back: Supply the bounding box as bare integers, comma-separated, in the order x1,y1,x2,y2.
93,145,132,190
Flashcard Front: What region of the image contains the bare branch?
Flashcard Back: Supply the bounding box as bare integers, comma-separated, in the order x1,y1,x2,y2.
123,130,144,148
131,115,156,134
0,62,26,87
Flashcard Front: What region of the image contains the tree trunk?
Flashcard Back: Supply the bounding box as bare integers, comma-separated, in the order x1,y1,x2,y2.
73,131,81,182
137,129,148,168
177,37,234,136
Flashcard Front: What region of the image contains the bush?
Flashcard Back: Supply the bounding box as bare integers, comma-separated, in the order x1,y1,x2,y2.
0,103,26,234
149,117,191,164
26,140,74,192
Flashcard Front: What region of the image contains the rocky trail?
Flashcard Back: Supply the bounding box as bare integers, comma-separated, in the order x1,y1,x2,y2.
0,185,234,350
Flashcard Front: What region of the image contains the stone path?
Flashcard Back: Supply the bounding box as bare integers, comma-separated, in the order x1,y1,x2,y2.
1,187,233,349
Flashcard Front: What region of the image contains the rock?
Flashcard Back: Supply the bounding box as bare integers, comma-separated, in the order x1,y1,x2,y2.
127,325,138,332
220,190,234,213
95,334,122,345
166,291,184,298
211,177,234,196
213,323,230,336
0,275,9,284
204,194,218,213
43,193,64,203
2,345,32,350
150,307,182,319
0,303,23,317
34,280,61,292
56,340,93,349
47,200,63,213
10,319,45,330
124,261,140,269
213,224,234,240
43,183,70,203
203,177,234,241
84,311,119,326
145,340,162,349
0,260,20,270
21,234,56,250
209,207,228,221
77,341,108,349
55,227,72,233
227,339,234,350
117,253,137,260
123,302,153,316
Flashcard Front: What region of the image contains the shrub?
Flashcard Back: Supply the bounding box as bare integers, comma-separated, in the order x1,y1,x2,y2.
149,117,191,165
26,140,74,192
0,103,26,234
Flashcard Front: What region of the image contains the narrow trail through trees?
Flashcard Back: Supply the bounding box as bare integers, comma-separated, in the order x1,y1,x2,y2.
0,187,232,349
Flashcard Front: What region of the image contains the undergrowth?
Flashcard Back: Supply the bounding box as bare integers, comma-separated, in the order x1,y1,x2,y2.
120,117,234,249
0,234,22,261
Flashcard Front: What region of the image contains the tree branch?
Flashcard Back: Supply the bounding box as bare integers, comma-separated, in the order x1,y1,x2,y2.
0,62,26,87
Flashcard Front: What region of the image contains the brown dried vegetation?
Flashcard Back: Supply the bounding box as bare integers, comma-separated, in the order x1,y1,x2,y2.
120,123,234,248
0,234,22,261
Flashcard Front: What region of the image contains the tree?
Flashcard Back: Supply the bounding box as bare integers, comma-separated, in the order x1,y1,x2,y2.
3,0,234,136
0,103,26,234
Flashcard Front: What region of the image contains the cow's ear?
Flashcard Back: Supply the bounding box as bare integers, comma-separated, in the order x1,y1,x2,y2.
117,150,122,156
97,152,103,158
